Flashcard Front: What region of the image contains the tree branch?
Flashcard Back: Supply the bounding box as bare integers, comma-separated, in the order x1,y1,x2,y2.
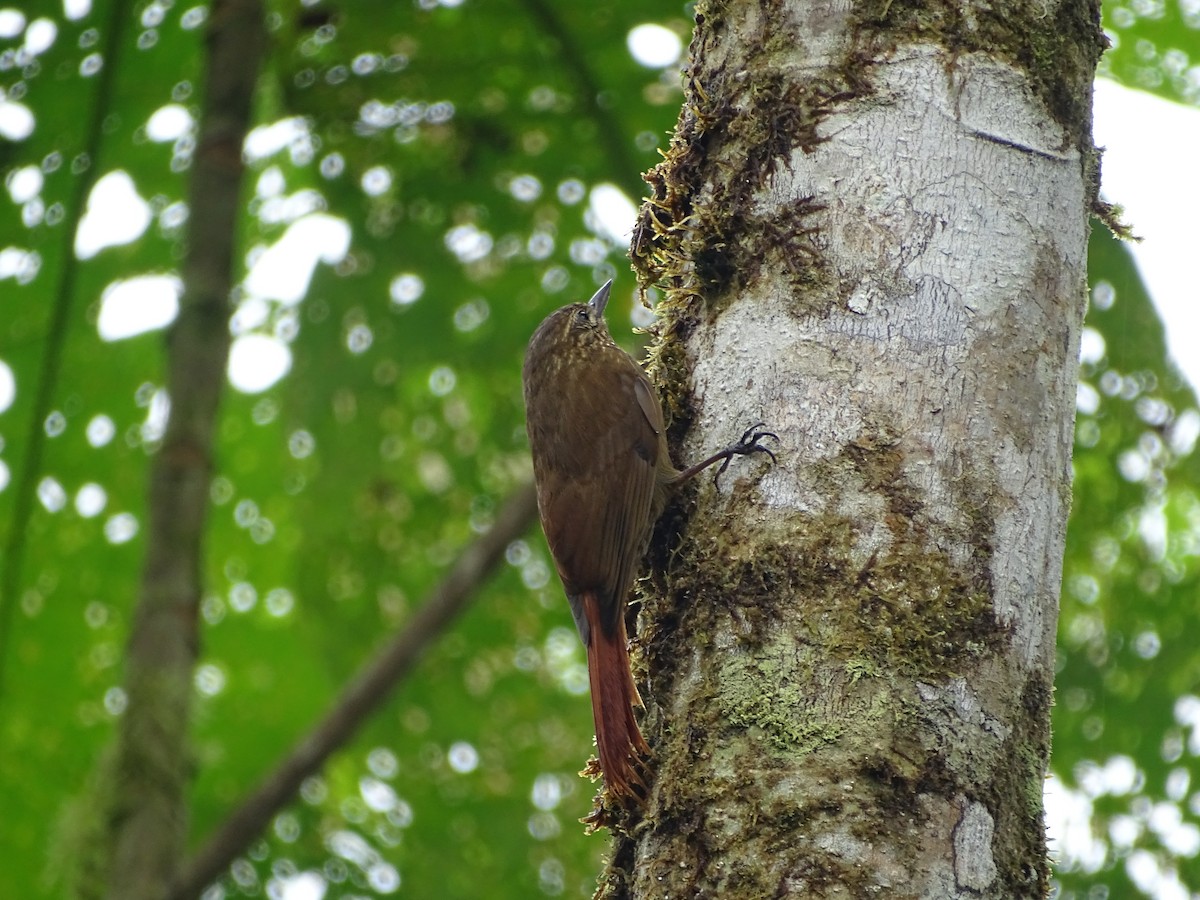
105,1,267,898
167,482,539,900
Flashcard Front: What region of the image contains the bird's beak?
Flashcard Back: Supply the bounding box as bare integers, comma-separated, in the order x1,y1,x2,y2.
588,280,613,318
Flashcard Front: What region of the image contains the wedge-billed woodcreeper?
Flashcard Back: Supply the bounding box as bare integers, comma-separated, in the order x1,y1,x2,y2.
522,280,776,802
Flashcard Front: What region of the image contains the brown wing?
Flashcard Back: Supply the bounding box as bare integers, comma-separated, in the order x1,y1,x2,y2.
528,344,663,634
633,376,664,443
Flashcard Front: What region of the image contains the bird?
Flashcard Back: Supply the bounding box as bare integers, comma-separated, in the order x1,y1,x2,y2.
522,279,777,802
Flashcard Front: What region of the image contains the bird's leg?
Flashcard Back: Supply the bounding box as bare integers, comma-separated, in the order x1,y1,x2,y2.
669,423,779,489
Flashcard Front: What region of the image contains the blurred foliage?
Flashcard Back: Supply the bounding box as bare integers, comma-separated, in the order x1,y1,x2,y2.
1101,0,1200,106
1051,224,1200,900
0,2,1196,900
0,1,688,896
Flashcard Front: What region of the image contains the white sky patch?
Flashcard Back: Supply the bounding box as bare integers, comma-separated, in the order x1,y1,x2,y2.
140,388,171,443
37,476,67,512
1079,326,1105,365
23,17,56,55
1044,773,1108,874
256,165,285,198
447,741,479,774
104,511,138,544
76,171,152,259
444,223,493,263
228,334,291,394
587,183,638,245
244,116,308,160
97,275,182,341
627,23,682,68
276,871,327,900
145,104,194,142
230,295,270,334
86,414,116,447
389,273,424,307
0,95,34,141
361,165,392,196
1094,79,1200,391
6,164,43,203
255,188,325,227
242,213,350,305
64,0,92,20
0,359,14,413
0,247,38,283
75,482,108,518
0,10,26,37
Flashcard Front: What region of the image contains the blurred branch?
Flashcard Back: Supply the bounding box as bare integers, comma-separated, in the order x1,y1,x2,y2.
168,482,539,900
0,0,132,697
105,1,267,898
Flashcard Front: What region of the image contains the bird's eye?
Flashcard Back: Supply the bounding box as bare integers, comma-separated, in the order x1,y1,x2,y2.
575,308,590,326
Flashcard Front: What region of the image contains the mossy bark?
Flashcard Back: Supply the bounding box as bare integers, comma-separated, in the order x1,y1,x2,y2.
607,0,1104,897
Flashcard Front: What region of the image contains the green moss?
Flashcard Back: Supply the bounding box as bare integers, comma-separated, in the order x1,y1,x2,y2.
719,653,843,753
985,672,1054,895
643,497,1003,707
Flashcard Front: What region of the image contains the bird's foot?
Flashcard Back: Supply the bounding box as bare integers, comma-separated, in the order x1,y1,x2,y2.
713,423,779,488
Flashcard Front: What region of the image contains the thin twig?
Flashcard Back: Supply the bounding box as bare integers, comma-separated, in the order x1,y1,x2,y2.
167,482,539,900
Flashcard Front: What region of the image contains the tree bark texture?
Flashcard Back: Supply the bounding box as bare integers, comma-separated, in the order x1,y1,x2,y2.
616,1,1104,897
105,2,265,898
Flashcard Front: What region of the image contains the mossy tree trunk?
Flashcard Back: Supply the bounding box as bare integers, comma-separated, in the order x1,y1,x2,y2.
614,1,1104,896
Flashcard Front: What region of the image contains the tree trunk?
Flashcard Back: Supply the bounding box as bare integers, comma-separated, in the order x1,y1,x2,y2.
104,2,265,898
616,1,1104,896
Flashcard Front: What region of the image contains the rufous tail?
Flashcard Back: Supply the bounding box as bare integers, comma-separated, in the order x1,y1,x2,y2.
583,595,651,802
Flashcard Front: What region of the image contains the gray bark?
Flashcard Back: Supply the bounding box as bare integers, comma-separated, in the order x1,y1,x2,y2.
613,1,1104,897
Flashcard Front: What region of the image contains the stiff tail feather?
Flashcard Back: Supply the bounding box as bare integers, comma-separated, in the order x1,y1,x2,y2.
583,595,651,802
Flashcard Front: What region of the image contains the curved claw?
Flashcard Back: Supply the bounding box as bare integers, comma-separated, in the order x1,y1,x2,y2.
712,424,781,488
733,424,780,459
739,421,768,442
